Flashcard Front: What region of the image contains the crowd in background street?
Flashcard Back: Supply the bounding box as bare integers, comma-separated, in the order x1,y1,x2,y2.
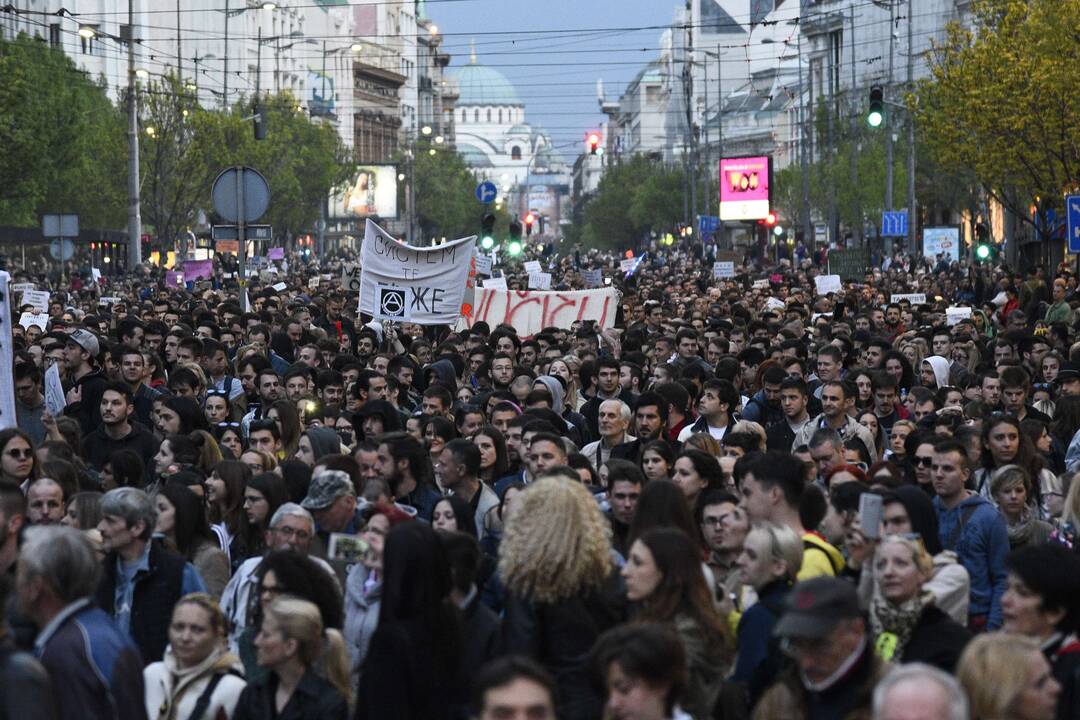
2,241,1080,720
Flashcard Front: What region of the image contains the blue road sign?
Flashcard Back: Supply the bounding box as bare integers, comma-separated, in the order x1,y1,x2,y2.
1068,196,1080,253
476,181,498,204
698,215,720,235
881,210,908,237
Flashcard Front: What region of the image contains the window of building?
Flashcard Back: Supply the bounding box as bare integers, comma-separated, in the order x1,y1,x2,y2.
80,26,98,54
498,109,502,123
511,146,521,160
461,109,467,123
486,109,492,122
49,23,61,48
474,109,479,122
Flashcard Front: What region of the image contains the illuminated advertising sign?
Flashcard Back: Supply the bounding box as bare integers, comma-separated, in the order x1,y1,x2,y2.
719,156,771,221
331,165,399,220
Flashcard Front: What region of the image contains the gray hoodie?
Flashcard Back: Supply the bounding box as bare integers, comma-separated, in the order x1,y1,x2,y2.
535,375,566,411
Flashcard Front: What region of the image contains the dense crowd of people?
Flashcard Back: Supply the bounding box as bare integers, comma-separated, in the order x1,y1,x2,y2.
2,243,1080,720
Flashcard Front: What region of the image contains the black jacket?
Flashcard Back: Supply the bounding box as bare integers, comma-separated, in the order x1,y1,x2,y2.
233,669,347,720
64,368,109,437
82,422,160,473
580,389,637,439
462,591,500,671
1046,635,1080,720
900,605,971,673
501,572,625,720
0,637,56,720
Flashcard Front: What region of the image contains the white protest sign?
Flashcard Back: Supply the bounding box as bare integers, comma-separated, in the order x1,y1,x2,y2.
523,260,542,274
945,306,973,326
98,296,122,306
482,276,507,291
474,254,493,277
528,272,552,290
763,297,786,312
12,283,35,295
308,276,320,290
752,279,770,289
272,282,288,292
359,219,476,325
91,267,102,283
459,288,620,337
619,258,636,273
814,274,842,296
44,363,66,416
341,263,361,293
19,312,48,330
581,268,603,288
20,289,50,310
891,293,926,305
713,261,735,279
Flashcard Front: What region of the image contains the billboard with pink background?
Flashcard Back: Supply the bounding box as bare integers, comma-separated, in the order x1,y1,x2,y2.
719,156,771,221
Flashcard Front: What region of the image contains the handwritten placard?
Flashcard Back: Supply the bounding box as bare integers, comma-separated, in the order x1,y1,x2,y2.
528,272,552,290
12,283,35,295
19,312,49,330
945,306,972,326
891,293,926,305
752,279,770,289
20,289,50,310
482,276,507,290
474,255,493,277
814,274,842,296
523,260,542,274
619,258,636,273
713,261,735,279
581,268,603,288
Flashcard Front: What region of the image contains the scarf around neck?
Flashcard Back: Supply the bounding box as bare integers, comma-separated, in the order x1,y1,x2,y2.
870,590,933,662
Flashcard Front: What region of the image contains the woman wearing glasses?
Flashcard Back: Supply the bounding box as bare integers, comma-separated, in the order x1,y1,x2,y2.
868,534,971,672
0,428,38,487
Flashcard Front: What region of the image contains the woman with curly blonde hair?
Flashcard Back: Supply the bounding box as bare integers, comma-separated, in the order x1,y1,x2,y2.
499,474,624,720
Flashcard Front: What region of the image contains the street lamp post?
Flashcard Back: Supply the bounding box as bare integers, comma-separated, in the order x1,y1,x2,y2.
126,0,142,268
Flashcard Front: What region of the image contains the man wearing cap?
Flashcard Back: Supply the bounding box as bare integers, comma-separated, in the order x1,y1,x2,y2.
755,577,888,720
301,469,364,557
62,328,109,436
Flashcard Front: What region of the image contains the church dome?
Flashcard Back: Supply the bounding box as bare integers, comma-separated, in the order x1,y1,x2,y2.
451,48,522,107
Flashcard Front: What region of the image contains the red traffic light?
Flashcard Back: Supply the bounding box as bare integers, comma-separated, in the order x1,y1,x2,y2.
524,212,536,225
765,212,777,226
587,132,600,154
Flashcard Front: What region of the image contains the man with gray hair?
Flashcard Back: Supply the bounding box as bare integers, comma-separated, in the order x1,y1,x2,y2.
17,525,146,720
219,502,338,653
580,399,635,469
871,663,968,720
93,487,205,665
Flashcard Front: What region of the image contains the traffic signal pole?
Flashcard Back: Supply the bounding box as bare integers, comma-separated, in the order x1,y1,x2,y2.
126,0,143,268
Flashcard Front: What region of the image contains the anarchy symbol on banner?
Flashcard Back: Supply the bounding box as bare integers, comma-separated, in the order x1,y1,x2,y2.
379,287,407,319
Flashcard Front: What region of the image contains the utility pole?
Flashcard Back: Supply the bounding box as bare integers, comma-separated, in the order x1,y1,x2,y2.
797,29,811,249
906,0,916,253
127,0,142,268
223,0,229,109
850,4,861,247
176,0,182,81
717,43,725,250
885,0,895,212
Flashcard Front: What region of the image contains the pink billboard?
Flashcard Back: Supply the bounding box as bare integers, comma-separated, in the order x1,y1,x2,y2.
719,156,771,221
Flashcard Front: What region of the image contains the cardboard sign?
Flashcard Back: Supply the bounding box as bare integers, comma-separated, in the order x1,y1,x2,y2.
459,288,620,337
44,362,66,416
474,254,493,277
523,260,542,274
20,289,50,310
183,259,214,282
814,274,842,296
19,312,48,330
342,263,362,293
268,247,285,260
752,279,770,289
619,258,637,273
891,293,926,305
581,268,603,288
359,219,476,325
945,306,973,326
528,272,552,290
482,276,507,290
713,261,735,279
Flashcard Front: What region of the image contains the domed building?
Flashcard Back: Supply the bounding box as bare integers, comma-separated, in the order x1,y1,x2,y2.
451,44,569,211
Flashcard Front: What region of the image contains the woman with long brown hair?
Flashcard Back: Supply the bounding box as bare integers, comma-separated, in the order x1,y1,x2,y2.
622,526,732,719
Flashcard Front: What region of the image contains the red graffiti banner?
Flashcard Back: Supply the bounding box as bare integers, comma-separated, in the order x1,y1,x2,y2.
458,288,619,337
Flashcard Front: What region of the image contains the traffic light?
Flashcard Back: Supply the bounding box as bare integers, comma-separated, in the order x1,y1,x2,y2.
867,86,884,128
508,220,523,256
975,243,992,261
480,213,495,250
587,132,600,155
524,212,535,236
764,212,777,227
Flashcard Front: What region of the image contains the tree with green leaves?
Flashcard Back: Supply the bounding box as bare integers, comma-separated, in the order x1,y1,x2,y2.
579,155,686,250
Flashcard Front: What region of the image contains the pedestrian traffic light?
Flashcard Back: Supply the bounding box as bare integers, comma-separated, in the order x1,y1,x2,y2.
480,213,495,250
587,132,600,155
524,212,535,236
867,86,884,128
508,220,523,256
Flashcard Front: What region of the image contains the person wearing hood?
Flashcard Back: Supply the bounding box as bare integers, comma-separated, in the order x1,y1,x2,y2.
144,593,247,720
296,427,343,468
851,484,971,626
424,358,460,394
534,375,591,447
920,355,951,391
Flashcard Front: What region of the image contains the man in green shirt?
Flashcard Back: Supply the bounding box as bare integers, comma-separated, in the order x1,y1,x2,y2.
1044,278,1074,325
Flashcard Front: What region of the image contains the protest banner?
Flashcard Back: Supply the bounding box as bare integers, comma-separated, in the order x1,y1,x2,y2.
523,260,542,274
581,268,603,288
268,247,285,260
184,259,214,282
458,288,619,337
891,293,926,305
474,254,493,277
814,274,842,296
20,290,50,311
946,306,972,326
359,219,476,325
752,279,770,289
528,272,552,290
482,276,507,290
713,261,735,279
619,258,636,273
308,276,320,290
827,248,870,281
165,271,184,287
763,297,786,312
341,263,362,293
19,312,48,330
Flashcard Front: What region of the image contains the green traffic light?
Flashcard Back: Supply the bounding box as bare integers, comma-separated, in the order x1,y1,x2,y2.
867,110,883,128
773,225,784,237
508,240,522,256
976,243,991,260
481,235,494,250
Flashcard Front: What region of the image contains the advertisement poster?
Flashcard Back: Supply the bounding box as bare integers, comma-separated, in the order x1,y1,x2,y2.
719,156,771,221
338,165,399,219
923,227,961,263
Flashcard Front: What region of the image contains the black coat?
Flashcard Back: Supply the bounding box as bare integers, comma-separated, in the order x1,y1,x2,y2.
900,605,972,673
501,573,625,720
0,638,56,720
461,592,501,672
233,669,347,720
